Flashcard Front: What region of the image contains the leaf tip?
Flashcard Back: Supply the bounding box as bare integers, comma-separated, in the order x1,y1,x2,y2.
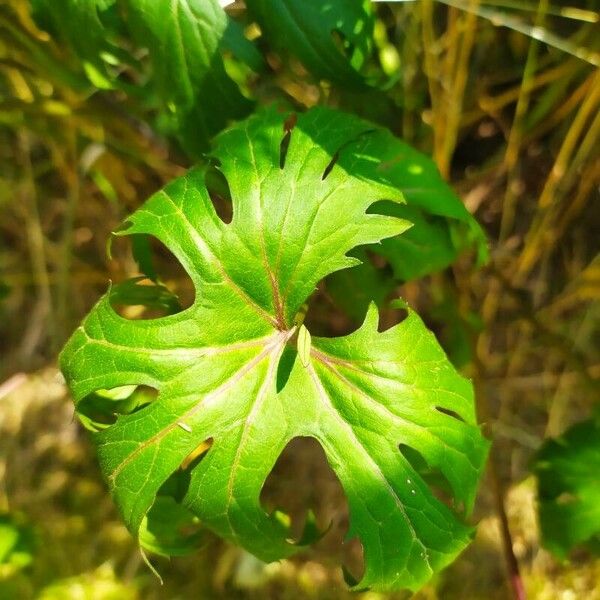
139,547,164,585
363,301,380,330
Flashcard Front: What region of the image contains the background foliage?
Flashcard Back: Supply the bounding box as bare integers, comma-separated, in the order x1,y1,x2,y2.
1,0,599,598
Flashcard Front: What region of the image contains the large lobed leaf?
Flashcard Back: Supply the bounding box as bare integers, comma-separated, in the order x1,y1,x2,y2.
60,106,489,592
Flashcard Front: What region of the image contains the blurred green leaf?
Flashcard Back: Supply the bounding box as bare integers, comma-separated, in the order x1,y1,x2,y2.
30,0,124,89
0,514,35,571
245,0,375,86
123,0,253,156
367,139,488,281
430,294,483,368
376,205,466,281
222,17,266,74
533,411,600,559
139,495,204,557
31,0,256,154
109,277,182,315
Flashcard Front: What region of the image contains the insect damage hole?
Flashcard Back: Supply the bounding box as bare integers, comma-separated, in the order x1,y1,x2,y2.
322,150,340,180
279,113,297,170
378,297,410,332
77,385,158,432
435,406,466,423
321,129,376,181
109,234,195,319
204,163,233,224
140,468,206,557
260,437,347,550
342,537,365,587
330,28,359,65
180,438,214,471
304,278,368,337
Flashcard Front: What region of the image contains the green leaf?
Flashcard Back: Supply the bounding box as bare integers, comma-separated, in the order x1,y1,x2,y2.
533,412,600,559
315,111,488,321
124,0,253,156
0,514,35,570
139,495,204,557
245,0,374,87
60,106,489,592
30,0,131,89
325,249,396,322
367,143,488,282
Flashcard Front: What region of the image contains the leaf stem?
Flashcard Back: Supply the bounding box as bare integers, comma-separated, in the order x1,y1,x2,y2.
474,373,526,600
489,456,527,600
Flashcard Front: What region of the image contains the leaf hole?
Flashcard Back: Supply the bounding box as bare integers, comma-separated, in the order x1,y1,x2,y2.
365,199,397,216
322,249,395,326
321,129,376,181
279,131,292,170
260,437,347,551
140,472,205,557
342,537,365,587
435,406,466,423
77,385,158,432
109,235,195,319
204,164,233,224
279,112,297,170
304,281,364,337
321,150,340,180
377,300,409,332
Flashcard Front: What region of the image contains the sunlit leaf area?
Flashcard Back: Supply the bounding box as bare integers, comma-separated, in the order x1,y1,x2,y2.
1,1,599,598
